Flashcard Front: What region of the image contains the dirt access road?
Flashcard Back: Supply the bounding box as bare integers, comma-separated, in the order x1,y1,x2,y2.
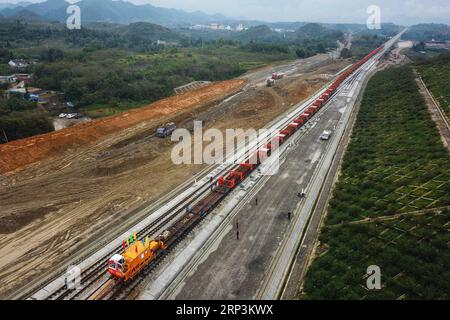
0,54,350,299
239,53,331,86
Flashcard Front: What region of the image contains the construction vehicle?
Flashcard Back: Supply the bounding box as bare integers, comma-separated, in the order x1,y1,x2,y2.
156,122,176,138
107,46,384,283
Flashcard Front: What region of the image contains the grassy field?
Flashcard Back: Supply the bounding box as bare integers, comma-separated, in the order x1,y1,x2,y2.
301,66,450,299
417,55,450,118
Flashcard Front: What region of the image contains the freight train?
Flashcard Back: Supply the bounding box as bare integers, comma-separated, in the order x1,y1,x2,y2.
107,46,383,281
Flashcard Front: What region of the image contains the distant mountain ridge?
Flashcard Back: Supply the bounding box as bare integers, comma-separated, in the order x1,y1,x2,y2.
0,1,32,11
0,0,230,26
404,23,450,41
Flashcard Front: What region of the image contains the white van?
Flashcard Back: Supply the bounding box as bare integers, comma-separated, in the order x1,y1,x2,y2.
320,130,332,140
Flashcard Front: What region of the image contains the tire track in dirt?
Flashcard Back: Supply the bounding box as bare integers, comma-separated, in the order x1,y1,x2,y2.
0,59,351,299
0,80,246,174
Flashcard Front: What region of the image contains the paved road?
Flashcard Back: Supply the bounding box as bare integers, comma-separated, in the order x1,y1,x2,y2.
26,50,339,301
281,68,372,300
240,54,332,86
258,31,405,299
169,89,349,300
159,31,406,300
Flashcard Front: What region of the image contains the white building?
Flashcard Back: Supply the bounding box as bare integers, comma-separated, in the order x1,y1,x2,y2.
8,59,29,69
0,75,16,84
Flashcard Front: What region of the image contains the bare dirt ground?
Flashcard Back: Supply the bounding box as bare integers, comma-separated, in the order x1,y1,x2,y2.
0,79,245,173
0,57,350,299
378,40,412,70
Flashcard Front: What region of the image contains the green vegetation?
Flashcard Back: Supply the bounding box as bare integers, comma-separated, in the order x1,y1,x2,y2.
405,47,448,63
182,23,344,59
0,19,345,131
416,53,450,117
79,100,153,119
0,97,53,142
302,66,450,299
27,42,296,110
404,23,450,42
0,20,182,50
347,34,386,58
30,46,247,108
0,18,352,143
304,210,450,299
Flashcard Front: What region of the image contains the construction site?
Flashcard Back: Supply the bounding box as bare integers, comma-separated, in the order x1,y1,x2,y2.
0,52,352,299
3,30,428,302
1,0,449,309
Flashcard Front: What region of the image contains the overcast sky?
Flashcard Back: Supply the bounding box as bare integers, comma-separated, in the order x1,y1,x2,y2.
1,0,450,25
133,0,450,24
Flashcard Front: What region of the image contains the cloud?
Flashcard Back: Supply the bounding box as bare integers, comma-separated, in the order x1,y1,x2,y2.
0,0,449,24
131,0,450,24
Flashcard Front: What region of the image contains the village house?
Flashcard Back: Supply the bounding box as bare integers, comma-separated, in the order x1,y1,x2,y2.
4,81,62,108
14,73,33,84
425,40,450,50
0,75,16,84
8,59,30,69
0,73,32,85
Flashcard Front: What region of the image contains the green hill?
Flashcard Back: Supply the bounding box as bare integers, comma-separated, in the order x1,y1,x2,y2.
404,23,450,41
235,25,285,43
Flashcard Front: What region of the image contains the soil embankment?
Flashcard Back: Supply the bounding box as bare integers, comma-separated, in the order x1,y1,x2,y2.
0,79,246,173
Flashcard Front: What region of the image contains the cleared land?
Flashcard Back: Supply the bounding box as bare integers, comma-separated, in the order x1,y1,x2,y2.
0,79,245,173
300,66,450,299
0,57,350,298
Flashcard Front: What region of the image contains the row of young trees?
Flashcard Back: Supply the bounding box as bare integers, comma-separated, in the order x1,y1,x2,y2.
302,66,450,299
304,210,450,299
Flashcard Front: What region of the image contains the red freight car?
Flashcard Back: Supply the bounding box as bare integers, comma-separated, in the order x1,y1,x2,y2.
108,46,385,283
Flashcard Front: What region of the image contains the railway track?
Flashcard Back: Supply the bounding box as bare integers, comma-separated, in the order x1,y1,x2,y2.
132,38,397,301
47,164,234,300
101,67,370,300
256,34,404,299
29,54,369,300
158,73,359,299
33,93,323,300
155,58,379,300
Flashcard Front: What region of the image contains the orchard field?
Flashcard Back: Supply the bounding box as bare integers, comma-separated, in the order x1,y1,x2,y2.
301,66,450,299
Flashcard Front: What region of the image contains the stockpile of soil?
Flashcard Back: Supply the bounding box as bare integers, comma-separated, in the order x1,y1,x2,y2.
0,79,246,173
